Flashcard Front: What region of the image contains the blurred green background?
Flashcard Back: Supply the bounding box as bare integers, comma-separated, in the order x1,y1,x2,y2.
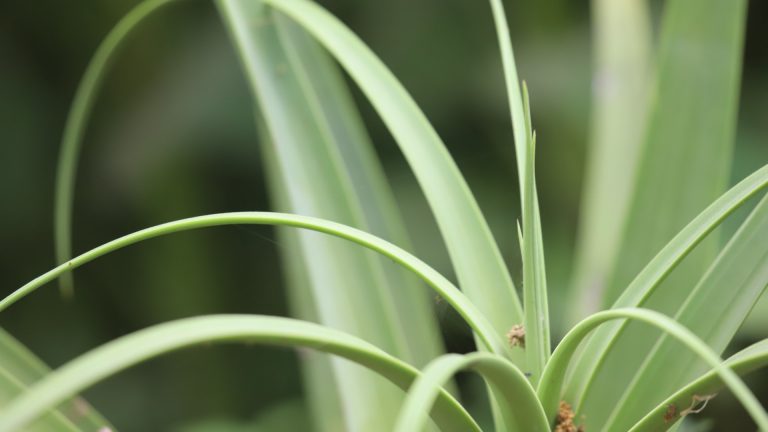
1,0,766,430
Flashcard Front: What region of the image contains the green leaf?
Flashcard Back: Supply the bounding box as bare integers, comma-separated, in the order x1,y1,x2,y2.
485,0,550,381
537,308,768,430
0,329,111,432
394,352,548,432
255,0,523,352
257,115,346,431
0,315,477,432
564,165,768,412
630,339,768,432
51,0,446,425
567,0,750,419
218,0,443,363
602,192,768,430
569,0,652,322
521,87,550,384
53,0,183,296
4,212,507,355
268,14,446,368
217,2,439,427
603,0,747,306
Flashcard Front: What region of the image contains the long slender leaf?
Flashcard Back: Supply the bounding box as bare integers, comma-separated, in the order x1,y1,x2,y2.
630,339,768,432
602,0,746,306
521,87,550,384
569,0,651,321
257,116,346,431
574,0,748,424
536,308,768,430
271,13,445,368
564,164,768,407
485,0,550,382
53,0,184,296
394,352,548,432
218,0,438,364
255,0,523,351
217,2,435,427
0,330,110,432
4,212,508,355
0,369,78,432
0,315,477,432
603,192,768,430
51,0,447,426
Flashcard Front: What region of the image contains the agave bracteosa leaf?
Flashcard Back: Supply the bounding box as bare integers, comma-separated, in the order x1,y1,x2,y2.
567,0,749,426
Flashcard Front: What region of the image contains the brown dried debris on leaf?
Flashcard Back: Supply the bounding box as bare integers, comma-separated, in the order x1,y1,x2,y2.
679,394,717,417
662,394,717,424
506,324,526,348
663,403,678,424
555,400,585,432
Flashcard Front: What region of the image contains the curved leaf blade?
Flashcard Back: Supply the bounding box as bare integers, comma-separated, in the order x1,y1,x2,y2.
258,0,523,351
0,315,476,432
630,339,768,432
538,308,768,430
574,0,749,424
564,165,768,403
394,352,548,432
53,0,183,296
602,192,768,430
0,330,111,432
4,212,508,355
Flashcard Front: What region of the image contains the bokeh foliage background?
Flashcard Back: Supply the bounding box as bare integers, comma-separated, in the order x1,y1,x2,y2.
1,0,767,430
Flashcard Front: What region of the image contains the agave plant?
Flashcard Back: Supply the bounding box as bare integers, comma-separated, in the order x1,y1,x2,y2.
0,0,766,431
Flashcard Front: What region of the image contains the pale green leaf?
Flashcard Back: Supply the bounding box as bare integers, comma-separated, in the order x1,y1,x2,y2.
630,339,768,432
537,308,768,430
217,2,435,427
269,12,445,368
575,0,749,422
0,330,110,432
257,115,345,431
0,315,476,432
394,352,548,432
602,193,768,430
4,212,507,355
485,0,549,382
569,0,651,321
572,0,749,422
53,0,183,296
256,0,523,353
564,165,768,419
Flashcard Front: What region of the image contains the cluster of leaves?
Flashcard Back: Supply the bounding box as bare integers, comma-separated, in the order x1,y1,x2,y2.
0,0,766,431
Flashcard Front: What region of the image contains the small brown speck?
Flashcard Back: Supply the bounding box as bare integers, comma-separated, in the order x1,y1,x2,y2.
663,404,677,423
506,324,525,348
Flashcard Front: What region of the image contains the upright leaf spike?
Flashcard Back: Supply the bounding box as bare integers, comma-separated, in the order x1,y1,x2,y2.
486,0,552,383
521,82,551,385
